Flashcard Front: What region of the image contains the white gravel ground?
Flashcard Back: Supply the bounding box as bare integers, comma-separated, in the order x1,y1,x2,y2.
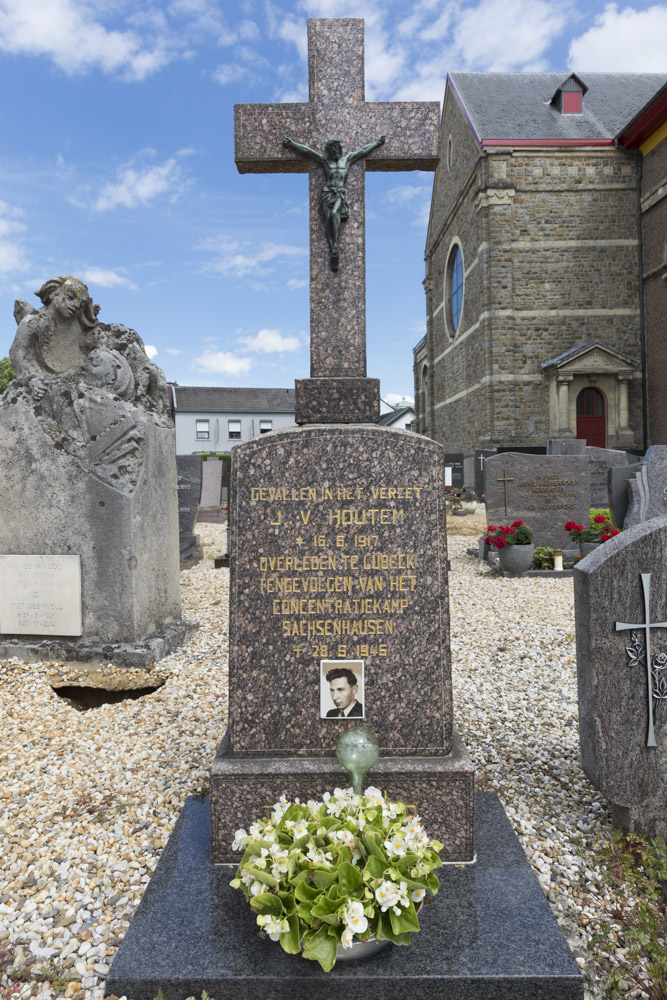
0,518,633,999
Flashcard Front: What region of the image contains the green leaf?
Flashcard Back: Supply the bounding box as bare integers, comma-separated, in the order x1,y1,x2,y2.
375,910,410,945
295,880,319,902
280,912,302,954
363,855,386,879
302,924,338,972
392,870,429,893
311,895,340,918
312,869,338,890
389,899,421,936
364,831,387,861
249,892,283,917
277,890,296,915
338,861,362,896
296,902,314,924
248,868,278,888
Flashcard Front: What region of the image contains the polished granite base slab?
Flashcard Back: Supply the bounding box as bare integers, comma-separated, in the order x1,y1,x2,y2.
105,792,583,1000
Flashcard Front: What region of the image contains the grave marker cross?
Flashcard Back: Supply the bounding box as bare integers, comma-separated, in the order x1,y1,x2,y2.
234,18,440,380
496,468,514,516
615,572,667,748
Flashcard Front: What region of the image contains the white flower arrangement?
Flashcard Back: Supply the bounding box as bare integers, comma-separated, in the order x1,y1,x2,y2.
230,785,443,971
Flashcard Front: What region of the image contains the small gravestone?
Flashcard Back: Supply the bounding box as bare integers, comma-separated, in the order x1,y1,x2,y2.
0,276,189,665
444,452,464,489
574,517,667,838
548,439,628,507
485,452,590,549
176,455,203,562
624,446,667,529
474,449,495,499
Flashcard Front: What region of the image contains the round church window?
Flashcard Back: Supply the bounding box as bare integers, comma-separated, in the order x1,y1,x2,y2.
446,243,463,336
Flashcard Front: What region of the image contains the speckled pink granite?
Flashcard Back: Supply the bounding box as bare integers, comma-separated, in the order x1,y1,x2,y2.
295,377,380,424
233,19,440,381
227,425,452,758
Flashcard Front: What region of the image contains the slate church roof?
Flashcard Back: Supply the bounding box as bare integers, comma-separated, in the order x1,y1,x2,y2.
173,386,295,412
448,72,667,144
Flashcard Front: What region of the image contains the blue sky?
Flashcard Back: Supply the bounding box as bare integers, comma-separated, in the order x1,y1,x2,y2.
0,0,666,405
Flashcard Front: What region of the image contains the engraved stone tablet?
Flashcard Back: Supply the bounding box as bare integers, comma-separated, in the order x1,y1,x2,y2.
0,555,82,635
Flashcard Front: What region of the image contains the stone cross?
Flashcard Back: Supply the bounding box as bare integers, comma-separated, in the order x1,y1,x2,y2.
496,468,514,515
234,18,439,402
615,572,667,748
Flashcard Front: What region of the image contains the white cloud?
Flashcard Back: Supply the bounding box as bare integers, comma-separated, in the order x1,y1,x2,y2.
386,183,432,227
239,328,300,353
287,277,308,289
569,4,667,71
450,0,570,71
194,350,253,377
199,236,307,279
93,153,190,212
81,267,137,289
0,200,27,275
144,345,158,359
213,62,250,85
165,347,182,355
0,0,182,80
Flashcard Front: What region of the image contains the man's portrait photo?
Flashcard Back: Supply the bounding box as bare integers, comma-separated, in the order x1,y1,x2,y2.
320,660,364,719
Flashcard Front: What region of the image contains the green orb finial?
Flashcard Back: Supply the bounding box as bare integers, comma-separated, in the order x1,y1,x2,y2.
336,726,380,795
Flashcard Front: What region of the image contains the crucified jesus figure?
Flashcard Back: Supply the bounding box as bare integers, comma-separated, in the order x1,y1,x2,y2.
283,135,385,270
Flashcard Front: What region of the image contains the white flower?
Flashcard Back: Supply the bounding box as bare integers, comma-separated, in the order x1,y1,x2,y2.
250,881,264,896
240,869,254,886
341,926,354,949
265,918,282,941
331,828,356,848
384,835,407,858
343,900,368,936
306,846,333,866
363,786,384,807
249,821,263,839
293,820,309,839
375,880,410,914
411,888,426,902
231,828,247,851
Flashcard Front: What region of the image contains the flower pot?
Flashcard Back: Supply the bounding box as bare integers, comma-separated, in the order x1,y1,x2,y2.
579,541,601,558
336,936,390,961
497,543,535,575
452,508,468,516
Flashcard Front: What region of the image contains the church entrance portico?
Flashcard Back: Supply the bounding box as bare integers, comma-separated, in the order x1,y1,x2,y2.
542,341,640,450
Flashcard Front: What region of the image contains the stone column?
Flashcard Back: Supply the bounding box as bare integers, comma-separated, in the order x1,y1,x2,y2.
557,375,574,436
616,373,635,446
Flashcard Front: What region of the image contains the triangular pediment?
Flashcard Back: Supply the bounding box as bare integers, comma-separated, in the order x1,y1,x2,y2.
542,340,640,375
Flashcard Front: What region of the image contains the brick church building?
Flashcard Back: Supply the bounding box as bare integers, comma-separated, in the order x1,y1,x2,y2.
414,72,666,482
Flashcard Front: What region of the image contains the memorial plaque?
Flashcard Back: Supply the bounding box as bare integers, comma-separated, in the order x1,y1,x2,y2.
176,456,203,536
228,425,451,758
485,453,590,548
0,555,82,636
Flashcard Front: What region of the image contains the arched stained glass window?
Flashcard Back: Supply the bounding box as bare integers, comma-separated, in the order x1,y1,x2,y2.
447,244,463,336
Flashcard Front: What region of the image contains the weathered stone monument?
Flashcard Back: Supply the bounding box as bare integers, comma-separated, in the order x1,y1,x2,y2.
107,20,582,1000
0,276,188,665
485,452,590,549
574,517,666,838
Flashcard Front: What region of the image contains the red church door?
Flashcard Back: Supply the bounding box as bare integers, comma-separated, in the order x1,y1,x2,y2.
576,387,606,447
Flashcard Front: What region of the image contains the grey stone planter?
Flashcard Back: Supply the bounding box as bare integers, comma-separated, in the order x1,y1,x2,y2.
452,508,468,516
498,543,535,575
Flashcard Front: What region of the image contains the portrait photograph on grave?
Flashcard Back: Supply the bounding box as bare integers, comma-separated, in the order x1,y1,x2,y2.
320,659,364,718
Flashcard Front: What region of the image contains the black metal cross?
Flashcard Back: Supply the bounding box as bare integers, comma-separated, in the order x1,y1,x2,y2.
615,572,667,748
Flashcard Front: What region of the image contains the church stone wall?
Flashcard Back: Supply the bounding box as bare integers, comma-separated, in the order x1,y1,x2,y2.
642,137,667,445
419,121,646,462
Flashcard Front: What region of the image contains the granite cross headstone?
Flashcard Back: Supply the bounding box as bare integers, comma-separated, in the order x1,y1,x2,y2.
234,17,439,423
211,18,475,865
176,455,203,562
485,452,591,549
474,449,496,499
575,517,667,838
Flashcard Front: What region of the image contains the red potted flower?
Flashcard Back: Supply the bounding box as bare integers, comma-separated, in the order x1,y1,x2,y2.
485,521,534,574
